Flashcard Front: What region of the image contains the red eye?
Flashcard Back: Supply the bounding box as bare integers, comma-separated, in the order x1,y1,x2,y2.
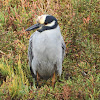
44,22,48,25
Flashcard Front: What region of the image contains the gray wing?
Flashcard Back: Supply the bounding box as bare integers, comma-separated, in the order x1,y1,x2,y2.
28,34,34,68
61,36,66,61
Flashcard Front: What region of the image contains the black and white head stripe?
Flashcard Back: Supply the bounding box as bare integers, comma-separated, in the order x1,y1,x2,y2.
38,15,58,32
44,15,58,25
26,15,58,32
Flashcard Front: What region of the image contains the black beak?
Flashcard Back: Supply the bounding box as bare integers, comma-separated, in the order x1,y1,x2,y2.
26,23,41,31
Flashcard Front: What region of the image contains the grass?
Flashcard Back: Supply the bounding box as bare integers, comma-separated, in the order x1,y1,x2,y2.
0,0,100,99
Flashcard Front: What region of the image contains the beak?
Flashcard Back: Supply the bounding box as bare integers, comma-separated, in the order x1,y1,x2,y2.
26,23,41,31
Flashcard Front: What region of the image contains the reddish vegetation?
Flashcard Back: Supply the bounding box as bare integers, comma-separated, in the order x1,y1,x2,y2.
0,0,100,100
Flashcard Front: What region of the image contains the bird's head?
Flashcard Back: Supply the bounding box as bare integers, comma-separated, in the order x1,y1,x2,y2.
26,15,58,32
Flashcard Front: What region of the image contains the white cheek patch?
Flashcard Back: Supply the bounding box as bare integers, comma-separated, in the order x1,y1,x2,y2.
45,20,55,27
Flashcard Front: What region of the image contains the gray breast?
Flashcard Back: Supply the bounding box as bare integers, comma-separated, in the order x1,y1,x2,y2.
28,26,66,79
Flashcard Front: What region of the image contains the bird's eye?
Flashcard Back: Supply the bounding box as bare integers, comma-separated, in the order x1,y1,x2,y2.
44,22,48,25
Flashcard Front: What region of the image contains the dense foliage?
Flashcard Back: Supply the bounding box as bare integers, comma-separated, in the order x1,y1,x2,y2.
0,0,100,99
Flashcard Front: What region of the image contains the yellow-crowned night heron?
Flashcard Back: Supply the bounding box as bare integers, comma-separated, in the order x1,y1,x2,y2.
26,14,66,88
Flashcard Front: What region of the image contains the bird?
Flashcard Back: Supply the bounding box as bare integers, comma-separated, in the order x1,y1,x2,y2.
26,14,66,88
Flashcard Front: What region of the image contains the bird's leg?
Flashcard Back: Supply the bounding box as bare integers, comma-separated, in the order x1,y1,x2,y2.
36,72,40,87
52,72,56,89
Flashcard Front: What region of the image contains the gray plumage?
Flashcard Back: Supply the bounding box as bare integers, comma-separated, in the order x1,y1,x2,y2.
27,15,66,79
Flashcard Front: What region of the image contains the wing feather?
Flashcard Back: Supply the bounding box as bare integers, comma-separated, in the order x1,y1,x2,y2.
28,34,34,68
61,36,66,61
